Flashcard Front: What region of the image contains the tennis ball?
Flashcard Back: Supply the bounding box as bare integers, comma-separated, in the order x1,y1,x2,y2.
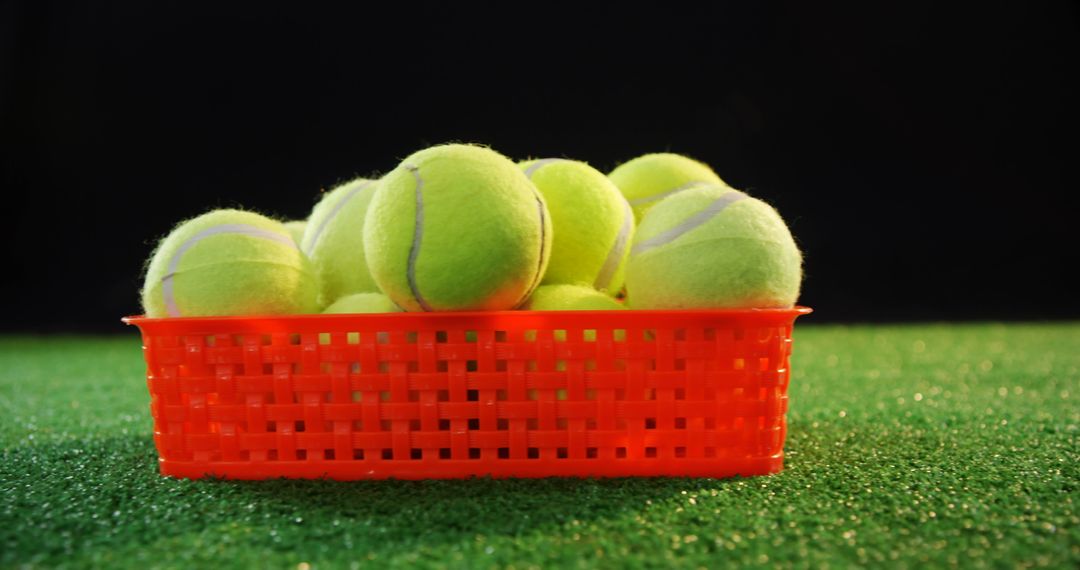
300,178,380,308
608,153,727,222
625,184,801,309
323,292,402,314
141,209,319,318
523,284,626,343
365,144,552,312
284,221,307,244
520,159,634,295
523,284,626,311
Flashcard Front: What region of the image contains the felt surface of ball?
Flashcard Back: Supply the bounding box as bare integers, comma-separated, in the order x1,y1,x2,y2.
364,144,552,312
141,209,319,318
608,153,726,222
523,284,626,311
301,178,380,308
322,292,402,314
520,159,634,295
625,185,802,309
284,221,307,244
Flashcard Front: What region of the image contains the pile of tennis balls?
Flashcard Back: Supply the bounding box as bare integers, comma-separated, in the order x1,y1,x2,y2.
141,144,801,318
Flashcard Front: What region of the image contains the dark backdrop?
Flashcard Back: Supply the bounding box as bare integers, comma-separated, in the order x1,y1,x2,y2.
2,2,1077,332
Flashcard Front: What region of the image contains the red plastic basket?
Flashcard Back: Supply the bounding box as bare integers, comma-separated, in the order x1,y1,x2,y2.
123,307,810,480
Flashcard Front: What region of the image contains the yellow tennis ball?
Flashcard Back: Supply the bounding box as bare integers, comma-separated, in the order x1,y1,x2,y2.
283,221,307,244
141,209,319,318
301,178,381,308
322,292,402,314
608,153,727,222
522,284,626,311
520,159,634,295
523,284,626,342
364,144,552,311
625,184,802,309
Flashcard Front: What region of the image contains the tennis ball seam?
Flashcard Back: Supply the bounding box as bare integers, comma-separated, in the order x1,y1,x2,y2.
593,194,633,291
403,164,432,311
161,223,297,317
514,184,549,308
525,158,631,292
301,179,376,256
631,190,748,257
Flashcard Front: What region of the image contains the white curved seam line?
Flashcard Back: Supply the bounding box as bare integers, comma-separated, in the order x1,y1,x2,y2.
161,224,296,317
523,158,564,179
628,180,710,207
594,195,634,291
515,189,549,308
404,165,432,311
630,191,748,258
302,180,374,256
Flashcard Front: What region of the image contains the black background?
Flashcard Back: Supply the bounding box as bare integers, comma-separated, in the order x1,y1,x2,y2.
2,2,1077,332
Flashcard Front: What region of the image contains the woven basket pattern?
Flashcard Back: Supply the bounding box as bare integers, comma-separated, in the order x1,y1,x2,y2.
128,309,807,480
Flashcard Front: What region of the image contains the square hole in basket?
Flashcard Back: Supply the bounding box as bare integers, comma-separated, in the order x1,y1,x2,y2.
382,449,393,460
467,360,478,372
436,331,448,343
556,389,568,400
467,389,479,401
675,388,686,400
674,447,687,458
585,418,598,429
380,420,392,431
352,392,363,402
527,418,539,430
353,449,365,460
267,449,279,461
296,449,308,460
380,391,392,402
527,447,540,459
498,447,509,459
557,417,568,430
437,390,450,402
586,447,598,459
496,389,508,401
439,419,450,431
325,449,336,460
469,448,481,460
645,447,657,458
410,449,422,460
409,420,421,431
497,418,509,430
615,447,627,459
439,448,451,459
352,420,363,431
675,417,687,429
468,418,480,430
295,421,306,432
266,422,277,432
645,418,657,429
556,447,568,459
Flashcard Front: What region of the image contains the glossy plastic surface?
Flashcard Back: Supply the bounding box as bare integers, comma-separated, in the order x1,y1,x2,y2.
124,307,810,480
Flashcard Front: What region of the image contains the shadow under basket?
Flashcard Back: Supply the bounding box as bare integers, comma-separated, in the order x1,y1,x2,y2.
123,307,811,480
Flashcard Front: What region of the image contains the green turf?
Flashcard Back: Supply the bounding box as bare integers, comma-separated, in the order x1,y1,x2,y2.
2,324,1077,568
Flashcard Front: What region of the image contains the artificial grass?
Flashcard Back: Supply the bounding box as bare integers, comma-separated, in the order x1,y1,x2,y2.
1,324,1077,568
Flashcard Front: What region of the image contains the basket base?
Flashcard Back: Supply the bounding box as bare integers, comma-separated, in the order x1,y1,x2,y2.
159,455,784,480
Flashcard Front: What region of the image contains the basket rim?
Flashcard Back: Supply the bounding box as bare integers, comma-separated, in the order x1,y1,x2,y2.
123,306,812,326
